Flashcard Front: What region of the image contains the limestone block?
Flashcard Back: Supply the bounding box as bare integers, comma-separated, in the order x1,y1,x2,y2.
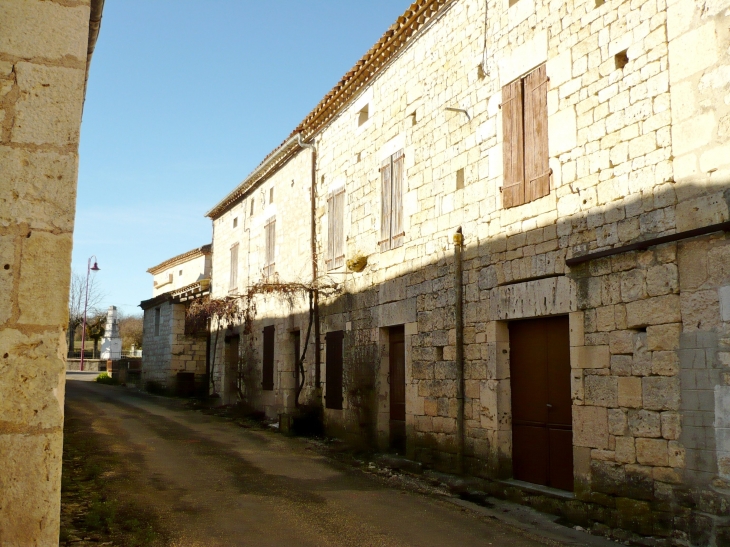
573,405,608,449
618,377,643,408
677,240,708,290
609,330,635,355
0,147,79,232
646,323,681,351
571,370,584,403
635,438,668,466
668,440,686,468
547,48,572,88
668,22,718,83
0,0,89,61
585,375,618,407
11,63,85,147
571,345,610,369
611,354,633,376
0,235,15,324
643,376,680,410
628,409,661,438
675,193,729,232
625,295,681,328
646,264,678,297
608,408,628,436
615,436,636,464
680,289,721,332
0,432,62,546
17,231,72,327
661,412,681,440
548,107,577,157
569,311,584,347
652,351,680,376
620,270,647,303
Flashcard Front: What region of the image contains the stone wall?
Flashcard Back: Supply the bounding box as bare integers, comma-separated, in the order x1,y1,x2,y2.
206,0,730,542
141,300,207,390
0,0,96,543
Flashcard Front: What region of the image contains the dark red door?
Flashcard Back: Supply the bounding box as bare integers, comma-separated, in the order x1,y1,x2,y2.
325,331,343,410
509,316,573,491
389,326,406,452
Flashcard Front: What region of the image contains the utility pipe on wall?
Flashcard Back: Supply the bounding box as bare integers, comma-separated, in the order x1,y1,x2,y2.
454,227,465,474
297,134,322,393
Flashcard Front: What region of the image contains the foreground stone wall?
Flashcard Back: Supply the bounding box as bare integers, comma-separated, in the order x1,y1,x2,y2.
0,0,94,543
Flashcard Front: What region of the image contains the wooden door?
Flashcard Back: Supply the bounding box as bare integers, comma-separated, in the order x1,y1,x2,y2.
226,335,240,400
389,326,406,452
262,326,274,391
509,316,573,491
325,331,343,410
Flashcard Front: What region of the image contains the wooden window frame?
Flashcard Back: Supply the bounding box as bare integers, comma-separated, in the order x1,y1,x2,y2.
263,216,276,278
379,149,405,251
502,63,550,209
327,188,346,270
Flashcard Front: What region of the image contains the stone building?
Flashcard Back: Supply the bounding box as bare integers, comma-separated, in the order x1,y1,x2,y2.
140,245,211,393
205,0,730,542
0,0,104,543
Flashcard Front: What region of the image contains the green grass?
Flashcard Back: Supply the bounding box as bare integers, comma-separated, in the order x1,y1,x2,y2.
95,373,119,385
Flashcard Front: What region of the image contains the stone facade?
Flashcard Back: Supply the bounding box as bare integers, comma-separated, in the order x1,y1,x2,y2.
205,0,730,543
0,0,102,543
141,248,211,392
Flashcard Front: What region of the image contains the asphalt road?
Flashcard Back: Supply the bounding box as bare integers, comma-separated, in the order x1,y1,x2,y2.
64,380,607,547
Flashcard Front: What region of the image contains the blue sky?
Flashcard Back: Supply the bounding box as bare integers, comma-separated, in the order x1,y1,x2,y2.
73,0,412,316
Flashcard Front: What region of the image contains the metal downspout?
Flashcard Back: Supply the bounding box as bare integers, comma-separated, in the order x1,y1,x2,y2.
297,135,322,396
454,227,465,474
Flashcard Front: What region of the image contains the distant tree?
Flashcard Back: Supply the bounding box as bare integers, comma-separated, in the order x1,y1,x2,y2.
118,312,144,350
67,271,104,356
85,313,106,358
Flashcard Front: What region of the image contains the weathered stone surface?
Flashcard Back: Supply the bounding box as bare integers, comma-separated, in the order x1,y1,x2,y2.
635,438,669,466
661,412,681,440
628,410,661,438
608,408,628,436
646,323,681,351
571,345,610,369
615,436,636,464
585,375,618,407
626,295,681,328
618,377,642,408
573,406,608,449
643,377,680,411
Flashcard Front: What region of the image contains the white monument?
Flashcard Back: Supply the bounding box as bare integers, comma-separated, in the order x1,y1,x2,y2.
100,305,122,360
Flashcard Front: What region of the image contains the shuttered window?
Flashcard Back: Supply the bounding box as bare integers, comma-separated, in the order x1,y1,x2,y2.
325,330,344,410
264,217,275,278
327,189,345,270
229,243,239,291
502,63,549,208
262,325,274,391
380,149,405,251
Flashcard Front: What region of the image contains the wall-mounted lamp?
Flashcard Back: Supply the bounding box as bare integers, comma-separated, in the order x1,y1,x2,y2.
445,106,471,122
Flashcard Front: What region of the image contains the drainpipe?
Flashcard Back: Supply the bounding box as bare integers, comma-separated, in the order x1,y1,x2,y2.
454,227,465,474
297,134,322,396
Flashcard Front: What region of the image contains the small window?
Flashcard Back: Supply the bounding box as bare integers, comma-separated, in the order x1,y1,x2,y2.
327,189,345,269
250,198,254,216
358,104,369,126
179,269,183,276
233,217,238,228
229,243,239,291
409,111,418,126
509,0,520,5
269,187,274,204
154,308,161,336
380,149,405,251
264,217,276,278
168,273,173,283
501,63,549,208
595,0,605,6
456,168,465,190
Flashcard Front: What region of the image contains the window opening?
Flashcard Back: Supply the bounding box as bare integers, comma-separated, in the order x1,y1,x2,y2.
233,217,238,228
380,149,405,251
358,104,370,126
456,168,465,190
229,243,239,291
327,189,346,269
264,217,276,278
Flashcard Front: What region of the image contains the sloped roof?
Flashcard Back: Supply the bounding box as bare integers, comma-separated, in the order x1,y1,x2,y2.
146,244,212,275
206,0,453,219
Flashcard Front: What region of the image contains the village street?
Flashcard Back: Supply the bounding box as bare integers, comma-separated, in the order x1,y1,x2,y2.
63,380,616,547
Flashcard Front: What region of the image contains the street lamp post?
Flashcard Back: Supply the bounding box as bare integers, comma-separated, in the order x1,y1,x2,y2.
79,256,100,372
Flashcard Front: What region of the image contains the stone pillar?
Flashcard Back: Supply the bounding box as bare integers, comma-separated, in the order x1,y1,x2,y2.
0,1,99,544
100,305,122,360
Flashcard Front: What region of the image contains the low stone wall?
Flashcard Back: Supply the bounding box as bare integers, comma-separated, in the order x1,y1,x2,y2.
66,359,106,372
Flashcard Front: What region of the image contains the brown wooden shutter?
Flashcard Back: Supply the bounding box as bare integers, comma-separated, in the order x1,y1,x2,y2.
502,78,525,208
380,156,392,251
327,192,335,266
333,190,345,268
391,150,404,249
262,325,274,391
524,64,550,202
325,330,343,409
